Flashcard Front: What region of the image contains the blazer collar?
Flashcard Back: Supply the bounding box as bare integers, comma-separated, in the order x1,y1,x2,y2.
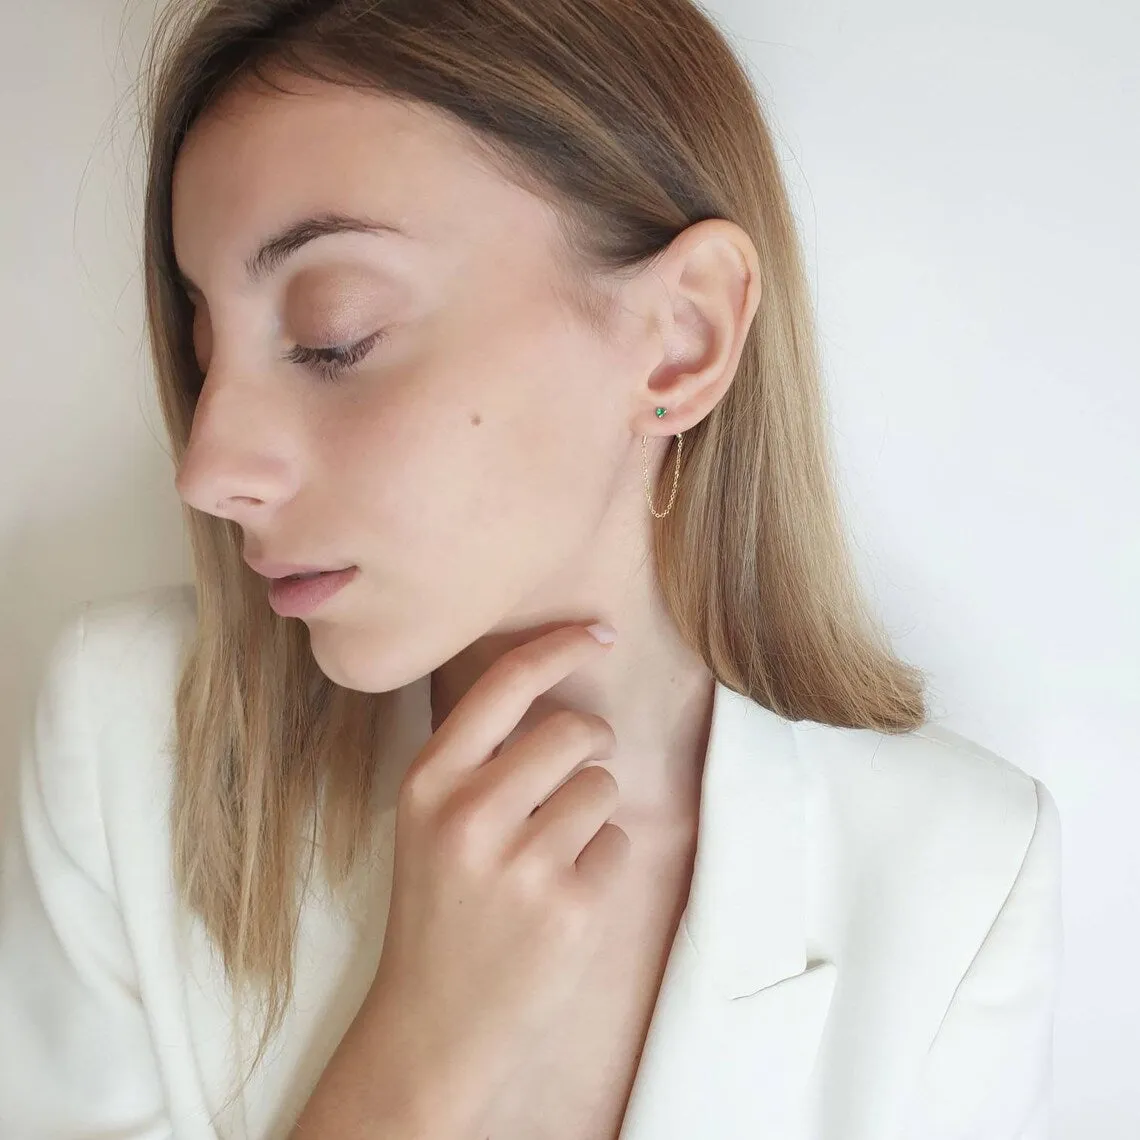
684,677,813,998
617,678,837,1140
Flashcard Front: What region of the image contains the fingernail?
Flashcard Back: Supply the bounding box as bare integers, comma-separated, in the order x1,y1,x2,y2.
586,622,617,644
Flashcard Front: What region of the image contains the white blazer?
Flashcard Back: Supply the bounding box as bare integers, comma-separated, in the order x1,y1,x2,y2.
0,584,1063,1140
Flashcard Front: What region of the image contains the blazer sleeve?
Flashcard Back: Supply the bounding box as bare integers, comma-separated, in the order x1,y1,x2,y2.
898,776,1064,1140
0,604,173,1138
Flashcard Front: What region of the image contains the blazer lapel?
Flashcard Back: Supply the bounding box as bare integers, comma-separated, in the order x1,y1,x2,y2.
618,680,837,1140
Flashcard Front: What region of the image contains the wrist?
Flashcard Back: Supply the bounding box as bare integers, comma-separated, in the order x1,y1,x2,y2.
354,983,499,1137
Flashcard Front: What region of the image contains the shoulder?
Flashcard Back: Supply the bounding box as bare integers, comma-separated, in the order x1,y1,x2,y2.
26,583,198,849
1,585,194,1133
771,717,1063,1130
34,582,198,754
794,714,1053,864
50,581,198,708
792,715,1060,952
47,578,198,764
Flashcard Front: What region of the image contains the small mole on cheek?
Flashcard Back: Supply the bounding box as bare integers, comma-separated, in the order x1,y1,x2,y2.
470,413,483,426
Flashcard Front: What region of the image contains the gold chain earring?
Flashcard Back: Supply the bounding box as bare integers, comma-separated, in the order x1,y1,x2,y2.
641,407,684,519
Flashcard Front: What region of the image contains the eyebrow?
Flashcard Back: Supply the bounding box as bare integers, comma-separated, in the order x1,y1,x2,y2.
174,211,410,296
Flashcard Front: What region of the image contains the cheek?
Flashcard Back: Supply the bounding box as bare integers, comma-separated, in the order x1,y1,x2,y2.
316,307,616,573
324,399,582,620
322,387,514,546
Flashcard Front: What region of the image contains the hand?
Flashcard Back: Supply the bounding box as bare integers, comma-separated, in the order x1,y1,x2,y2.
363,622,630,1113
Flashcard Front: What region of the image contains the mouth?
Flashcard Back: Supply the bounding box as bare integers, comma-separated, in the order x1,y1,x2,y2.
266,565,359,617
244,555,356,581
279,569,339,581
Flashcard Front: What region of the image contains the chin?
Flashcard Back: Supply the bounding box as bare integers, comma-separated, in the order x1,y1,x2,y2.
302,614,436,695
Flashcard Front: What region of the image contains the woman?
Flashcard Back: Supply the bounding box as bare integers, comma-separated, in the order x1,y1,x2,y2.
0,0,1063,1137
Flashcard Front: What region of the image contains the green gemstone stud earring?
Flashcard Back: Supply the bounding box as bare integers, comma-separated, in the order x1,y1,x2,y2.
642,407,684,519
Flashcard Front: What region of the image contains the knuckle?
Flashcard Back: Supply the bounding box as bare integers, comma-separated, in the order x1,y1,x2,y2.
437,796,494,866
544,706,587,740
544,708,615,755
398,766,437,819
583,711,619,755
510,846,554,899
549,892,591,941
583,763,619,800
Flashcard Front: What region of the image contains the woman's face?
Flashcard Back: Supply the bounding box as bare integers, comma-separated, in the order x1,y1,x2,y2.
171,73,664,692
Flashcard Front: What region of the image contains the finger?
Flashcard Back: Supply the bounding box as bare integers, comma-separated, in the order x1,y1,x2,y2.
574,822,631,892
416,625,616,789
469,708,617,826
522,763,621,867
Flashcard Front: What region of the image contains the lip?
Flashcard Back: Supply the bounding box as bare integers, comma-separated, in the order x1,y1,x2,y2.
267,566,359,617
245,556,355,580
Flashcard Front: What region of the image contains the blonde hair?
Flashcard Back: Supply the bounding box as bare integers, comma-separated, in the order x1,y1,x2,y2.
137,0,928,1108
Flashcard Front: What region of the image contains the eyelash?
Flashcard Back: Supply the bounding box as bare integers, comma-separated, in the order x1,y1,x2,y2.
285,330,388,382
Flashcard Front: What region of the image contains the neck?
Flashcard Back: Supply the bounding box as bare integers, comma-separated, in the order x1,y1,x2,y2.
429,513,715,835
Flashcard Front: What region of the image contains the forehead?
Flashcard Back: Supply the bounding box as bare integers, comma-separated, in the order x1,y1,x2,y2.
170,72,557,288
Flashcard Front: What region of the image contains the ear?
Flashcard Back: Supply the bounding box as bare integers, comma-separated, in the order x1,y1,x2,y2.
631,218,762,438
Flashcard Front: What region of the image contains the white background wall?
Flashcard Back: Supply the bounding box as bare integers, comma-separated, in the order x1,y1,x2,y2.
1,0,1136,1133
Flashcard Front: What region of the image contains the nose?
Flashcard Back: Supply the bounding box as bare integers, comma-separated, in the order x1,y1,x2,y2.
173,382,301,523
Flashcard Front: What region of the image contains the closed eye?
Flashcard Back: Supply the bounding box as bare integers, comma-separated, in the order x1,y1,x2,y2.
286,329,388,382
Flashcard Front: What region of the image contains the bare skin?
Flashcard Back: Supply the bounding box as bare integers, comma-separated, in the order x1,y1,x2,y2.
286,626,704,1139
170,66,760,1138
479,822,699,1139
